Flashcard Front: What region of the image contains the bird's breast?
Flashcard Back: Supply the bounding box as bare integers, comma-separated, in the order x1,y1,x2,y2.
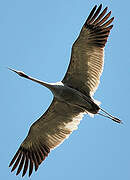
52,84,99,114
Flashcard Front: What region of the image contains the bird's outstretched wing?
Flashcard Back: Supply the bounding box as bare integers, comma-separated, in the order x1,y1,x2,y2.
9,98,85,177
62,4,114,96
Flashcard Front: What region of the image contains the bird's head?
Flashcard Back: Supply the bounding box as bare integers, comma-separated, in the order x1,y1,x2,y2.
8,67,29,78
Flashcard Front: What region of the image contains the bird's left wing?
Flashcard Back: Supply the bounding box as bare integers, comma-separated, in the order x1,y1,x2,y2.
9,98,85,177
62,4,114,96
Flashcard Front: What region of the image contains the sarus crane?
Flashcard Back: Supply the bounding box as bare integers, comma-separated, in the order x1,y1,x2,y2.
8,4,121,177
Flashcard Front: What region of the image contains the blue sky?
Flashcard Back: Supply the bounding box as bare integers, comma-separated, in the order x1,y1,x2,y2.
1,0,130,179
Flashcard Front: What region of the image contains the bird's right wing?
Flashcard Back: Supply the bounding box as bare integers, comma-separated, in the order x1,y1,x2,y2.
62,4,114,96
9,98,85,177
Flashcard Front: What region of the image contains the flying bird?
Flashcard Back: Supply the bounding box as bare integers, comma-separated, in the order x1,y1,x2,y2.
9,4,121,177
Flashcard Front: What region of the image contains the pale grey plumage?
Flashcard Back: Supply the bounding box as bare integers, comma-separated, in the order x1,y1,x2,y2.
8,4,121,177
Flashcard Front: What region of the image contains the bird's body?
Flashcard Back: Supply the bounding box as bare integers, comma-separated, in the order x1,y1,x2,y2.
47,82,99,114
8,4,121,177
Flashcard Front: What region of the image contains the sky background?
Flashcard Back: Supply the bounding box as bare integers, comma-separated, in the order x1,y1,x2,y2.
1,0,130,179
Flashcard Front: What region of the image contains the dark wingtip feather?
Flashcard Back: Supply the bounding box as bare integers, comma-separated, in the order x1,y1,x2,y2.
83,4,114,47
28,152,33,177
85,5,97,25
88,4,102,24
11,151,22,172
101,17,114,28
22,155,29,177
96,11,112,27
93,7,108,25
16,154,25,176
32,151,39,171
99,4,102,8
9,149,20,167
97,4,102,13
9,143,50,177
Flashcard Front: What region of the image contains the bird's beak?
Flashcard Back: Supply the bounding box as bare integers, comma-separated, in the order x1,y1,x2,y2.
8,67,19,74
8,67,29,78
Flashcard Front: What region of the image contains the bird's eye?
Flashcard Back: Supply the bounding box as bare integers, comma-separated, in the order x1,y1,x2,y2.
19,72,28,78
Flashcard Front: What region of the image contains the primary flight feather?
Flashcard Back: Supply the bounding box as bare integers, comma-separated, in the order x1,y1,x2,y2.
9,4,121,177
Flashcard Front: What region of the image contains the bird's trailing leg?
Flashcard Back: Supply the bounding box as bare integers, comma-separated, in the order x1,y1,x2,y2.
98,108,122,124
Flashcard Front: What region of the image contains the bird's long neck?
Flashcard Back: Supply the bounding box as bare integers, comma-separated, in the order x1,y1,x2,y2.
22,74,54,91
8,68,56,91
